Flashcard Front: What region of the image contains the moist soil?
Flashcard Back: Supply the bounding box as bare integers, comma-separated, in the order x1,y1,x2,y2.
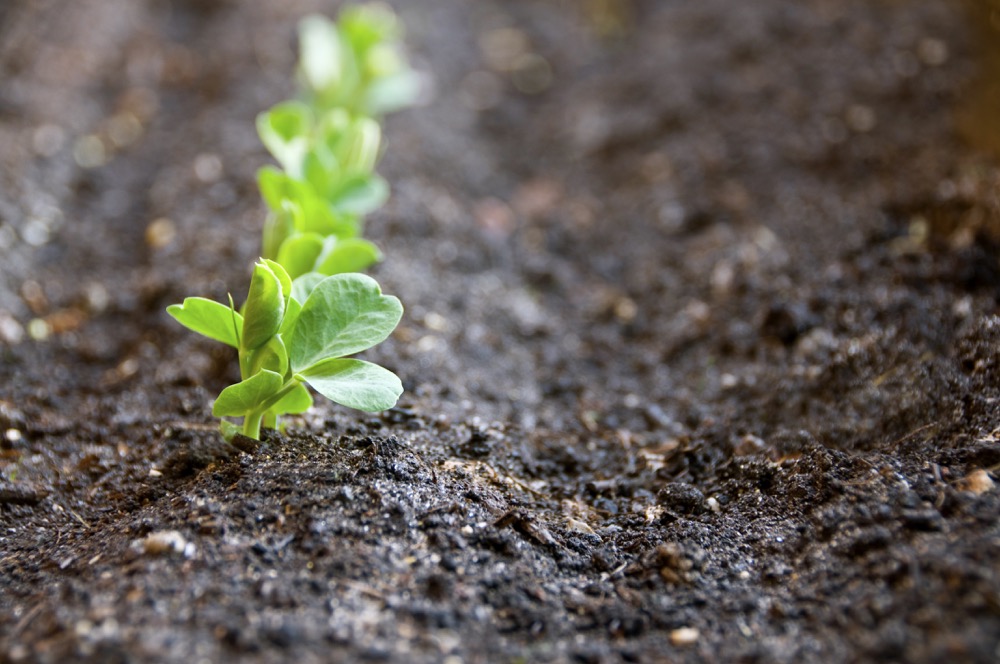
1,0,999,662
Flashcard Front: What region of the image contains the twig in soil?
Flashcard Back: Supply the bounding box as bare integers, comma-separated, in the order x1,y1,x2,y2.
600,561,629,582
483,461,549,499
10,601,45,638
66,506,91,529
888,421,940,449
51,502,90,528
493,509,561,548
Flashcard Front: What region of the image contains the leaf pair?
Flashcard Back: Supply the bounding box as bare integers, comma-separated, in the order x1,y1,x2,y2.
257,105,383,184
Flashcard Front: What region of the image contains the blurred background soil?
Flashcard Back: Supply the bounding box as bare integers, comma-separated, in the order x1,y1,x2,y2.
0,0,999,662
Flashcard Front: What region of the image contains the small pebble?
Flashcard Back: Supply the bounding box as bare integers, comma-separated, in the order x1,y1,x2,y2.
670,627,700,646
27,319,50,341
958,469,994,495
734,434,766,456
135,530,194,557
566,517,596,535
145,218,176,249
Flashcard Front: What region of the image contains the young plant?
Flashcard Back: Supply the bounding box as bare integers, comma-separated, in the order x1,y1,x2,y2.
168,260,403,440
256,109,386,276
297,6,421,117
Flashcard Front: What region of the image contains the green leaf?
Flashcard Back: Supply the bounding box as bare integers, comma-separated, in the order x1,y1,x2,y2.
288,191,359,238
262,258,292,308
261,209,293,261
328,174,388,215
268,383,313,416
340,4,400,53
263,158,360,239
258,166,300,212
280,295,302,336
212,369,284,417
340,118,381,174
364,70,421,116
289,273,403,371
315,238,382,275
364,42,404,77
248,335,289,376
242,261,285,350
303,146,342,198
276,233,324,279
298,15,343,95
257,102,313,177
291,272,326,305
297,359,402,411
167,297,244,348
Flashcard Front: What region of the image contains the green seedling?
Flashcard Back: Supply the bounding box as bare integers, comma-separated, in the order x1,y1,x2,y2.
168,259,403,440
298,6,421,117
258,166,384,278
257,108,387,275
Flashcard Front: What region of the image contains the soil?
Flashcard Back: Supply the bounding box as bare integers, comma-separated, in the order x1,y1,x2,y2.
1,0,999,662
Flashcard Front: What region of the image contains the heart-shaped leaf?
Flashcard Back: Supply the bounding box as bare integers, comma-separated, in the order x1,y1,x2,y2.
289,273,402,371
297,358,402,411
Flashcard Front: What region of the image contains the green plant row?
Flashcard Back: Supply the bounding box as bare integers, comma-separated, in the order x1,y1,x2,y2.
257,5,419,279
169,4,417,440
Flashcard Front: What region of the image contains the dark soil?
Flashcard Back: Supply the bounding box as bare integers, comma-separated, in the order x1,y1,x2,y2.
2,0,999,662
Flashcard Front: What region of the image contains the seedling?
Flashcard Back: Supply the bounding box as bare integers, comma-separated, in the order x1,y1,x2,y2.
168,260,403,440
297,6,421,117
256,109,386,276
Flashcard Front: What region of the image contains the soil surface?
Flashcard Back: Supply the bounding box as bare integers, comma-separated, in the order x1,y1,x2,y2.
1,0,999,662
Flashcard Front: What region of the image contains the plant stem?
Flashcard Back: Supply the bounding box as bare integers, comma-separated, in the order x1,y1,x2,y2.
242,379,301,440
243,409,265,440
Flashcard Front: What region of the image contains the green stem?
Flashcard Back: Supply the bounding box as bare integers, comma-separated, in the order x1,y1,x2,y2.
241,379,301,440
243,409,265,440
238,349,251,381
